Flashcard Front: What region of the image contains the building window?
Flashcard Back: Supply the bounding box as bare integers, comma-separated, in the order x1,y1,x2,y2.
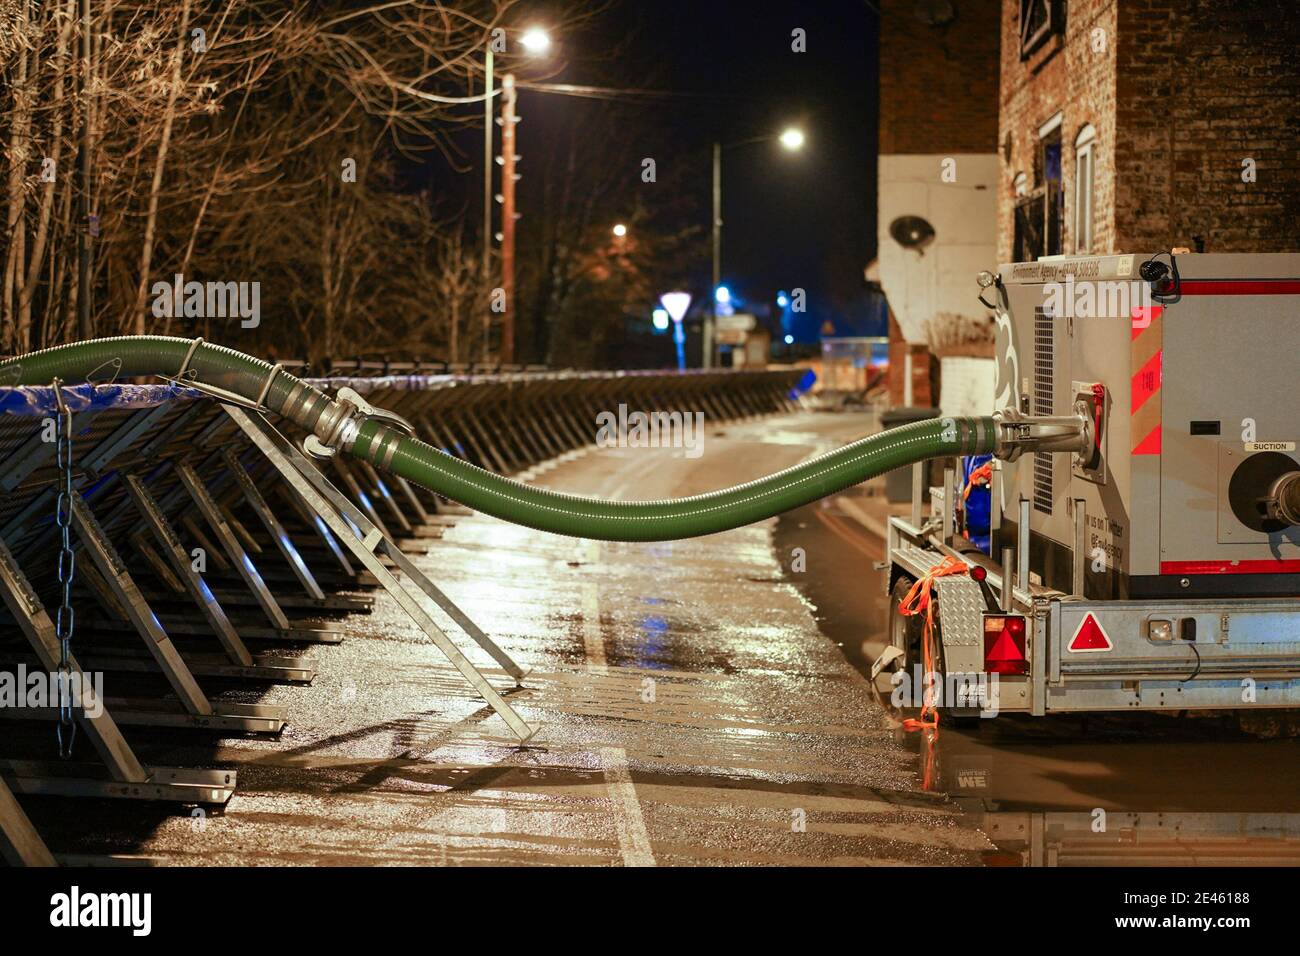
1014,117,1065,263
1019,0,1061,60
1074,124,1096,254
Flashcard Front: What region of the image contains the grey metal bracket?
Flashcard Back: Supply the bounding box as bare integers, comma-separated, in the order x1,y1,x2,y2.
70,496,286,734
221,448,326,601
123,472,256,667
223,405,536,742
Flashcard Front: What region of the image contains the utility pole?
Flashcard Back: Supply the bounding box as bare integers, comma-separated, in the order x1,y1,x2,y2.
499,74,519,366
708,141,721,369
481,45,494,362
77,0,93,340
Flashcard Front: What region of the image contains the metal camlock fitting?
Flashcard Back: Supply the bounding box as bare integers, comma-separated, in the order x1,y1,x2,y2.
303,387,414,460
991,404,1094,463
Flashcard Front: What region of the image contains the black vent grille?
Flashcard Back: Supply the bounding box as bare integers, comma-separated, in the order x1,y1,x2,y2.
1032,307,1054,515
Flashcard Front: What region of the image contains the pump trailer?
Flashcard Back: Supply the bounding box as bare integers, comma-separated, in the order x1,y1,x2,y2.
883,252,1300,716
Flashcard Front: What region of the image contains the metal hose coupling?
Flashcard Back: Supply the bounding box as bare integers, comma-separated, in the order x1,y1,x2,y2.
992,404,1094,463
304,387,414,460
1266,470,1300,527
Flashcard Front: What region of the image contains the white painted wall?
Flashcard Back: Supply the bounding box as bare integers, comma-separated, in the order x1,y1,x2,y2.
939,356,996,418
877,153,999,344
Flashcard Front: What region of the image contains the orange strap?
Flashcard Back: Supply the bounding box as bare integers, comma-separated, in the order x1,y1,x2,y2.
897,555,969,732
962,461,993,501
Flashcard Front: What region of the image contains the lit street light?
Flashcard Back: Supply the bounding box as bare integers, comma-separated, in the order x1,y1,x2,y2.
481,26,551,362
612,223,628,237
708,126,807,368
779,127,806,151
519,28,551,53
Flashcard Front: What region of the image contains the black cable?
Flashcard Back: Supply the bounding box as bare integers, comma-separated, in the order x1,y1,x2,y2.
1182,642,1202,682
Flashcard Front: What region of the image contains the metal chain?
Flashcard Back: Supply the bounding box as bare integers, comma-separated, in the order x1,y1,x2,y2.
52,379,77,759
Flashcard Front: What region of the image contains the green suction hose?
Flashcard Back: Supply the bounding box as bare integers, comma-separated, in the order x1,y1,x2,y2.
0,336,998,542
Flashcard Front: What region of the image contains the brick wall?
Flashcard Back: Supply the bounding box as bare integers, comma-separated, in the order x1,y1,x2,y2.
1114,0,1300,253
998,0,1300,261
880,0,1001,154
997,0,1118,262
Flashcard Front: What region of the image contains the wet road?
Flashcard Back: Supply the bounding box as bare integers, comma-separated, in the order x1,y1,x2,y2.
25,408,1299,866
26,409,985,865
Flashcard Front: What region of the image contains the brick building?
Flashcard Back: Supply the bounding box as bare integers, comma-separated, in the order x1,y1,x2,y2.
999,0,1300,264
877,0,1002,408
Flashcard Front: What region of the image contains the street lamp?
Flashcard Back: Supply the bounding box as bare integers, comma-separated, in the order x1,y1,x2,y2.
612,223,628,238
519,28,551,53
481,26,551,361
660,291,692,371
779,127,806,151
708,126,806,368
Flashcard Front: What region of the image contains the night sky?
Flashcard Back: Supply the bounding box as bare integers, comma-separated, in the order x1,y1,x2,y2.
440,0,881,341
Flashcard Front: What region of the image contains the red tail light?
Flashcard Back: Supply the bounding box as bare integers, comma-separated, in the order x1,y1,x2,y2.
983,614,1028,675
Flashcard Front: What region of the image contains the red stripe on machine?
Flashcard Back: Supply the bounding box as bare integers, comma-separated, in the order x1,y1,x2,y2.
1130,349,1162,414
1161,559,1300,575
1180,280,1300,295
1132,424,1162,456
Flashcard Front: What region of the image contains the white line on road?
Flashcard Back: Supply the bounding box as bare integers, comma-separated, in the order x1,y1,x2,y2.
581,540,655,866
601,747,655,867
582,581,606,672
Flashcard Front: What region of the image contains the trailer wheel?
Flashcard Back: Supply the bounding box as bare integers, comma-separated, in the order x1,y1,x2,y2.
887,575,922,675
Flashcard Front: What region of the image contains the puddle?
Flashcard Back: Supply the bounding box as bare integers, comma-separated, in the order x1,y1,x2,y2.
776,490,1300,866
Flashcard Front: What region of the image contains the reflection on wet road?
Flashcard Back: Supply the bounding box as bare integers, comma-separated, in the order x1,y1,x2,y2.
776,471,1300,866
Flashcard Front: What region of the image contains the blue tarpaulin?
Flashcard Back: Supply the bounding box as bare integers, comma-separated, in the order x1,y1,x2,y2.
0,383,201,417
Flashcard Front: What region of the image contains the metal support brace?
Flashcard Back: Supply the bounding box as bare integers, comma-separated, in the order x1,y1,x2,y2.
0,537,148,783
1072,498,1087,598
174,461,341,643
71,498,210,717
222,449,326,601
276,485,356,576
123,474,255,667
331,458,393,539
942,462,956,544
224,405,536,741
69,498,286,733
355,458,413,534
910,460,924,528
1018,497,1031,593
0,776,55,866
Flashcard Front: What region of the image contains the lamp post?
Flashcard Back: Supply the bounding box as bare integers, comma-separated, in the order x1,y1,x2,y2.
707,126,805,368
481,27,550,362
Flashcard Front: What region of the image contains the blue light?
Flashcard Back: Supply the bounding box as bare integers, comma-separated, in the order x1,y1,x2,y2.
777,292,789,307
714,285,730,305
651,308,670,331
784,334,794,345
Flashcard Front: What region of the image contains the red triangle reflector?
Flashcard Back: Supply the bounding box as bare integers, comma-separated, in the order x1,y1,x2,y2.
1068,613,1113,652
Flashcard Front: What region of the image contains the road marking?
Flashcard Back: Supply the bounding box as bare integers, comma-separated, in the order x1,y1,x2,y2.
601,747,655,867
582,581,606,672
580,540,654,866
581,539,606,672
